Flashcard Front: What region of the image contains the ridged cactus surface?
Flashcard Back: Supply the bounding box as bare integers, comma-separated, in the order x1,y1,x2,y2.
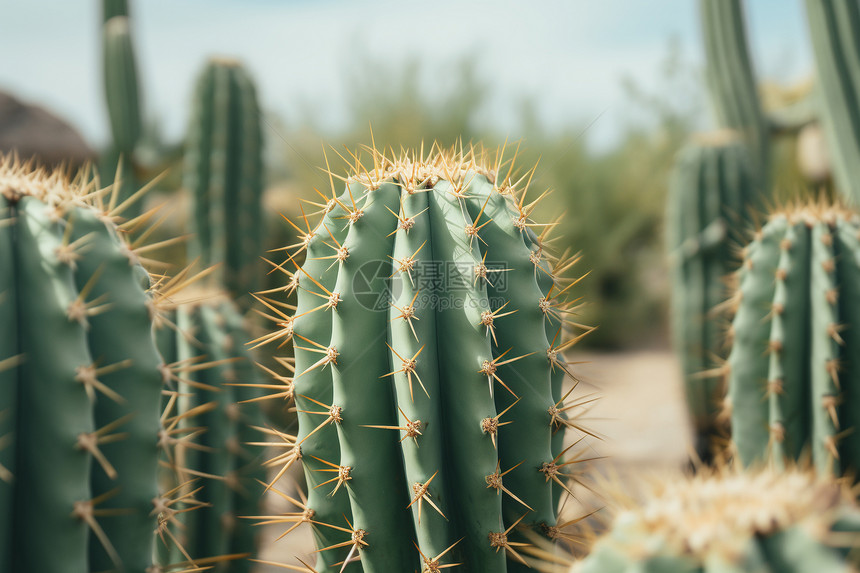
183,58,264,306
700,0,769,181
157,292,266,572
257,146,591,573
667,133,763,449
0,158,174,572
573,468,860,573
805,0,860,203
725,202,860,475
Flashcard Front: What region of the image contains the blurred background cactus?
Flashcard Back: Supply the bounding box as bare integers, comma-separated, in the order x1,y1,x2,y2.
666,131,764,456
183,58,265,309
156,291,266,572
572,467,860,573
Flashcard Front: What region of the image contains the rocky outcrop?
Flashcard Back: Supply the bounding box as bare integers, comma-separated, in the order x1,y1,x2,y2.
0,91,94,169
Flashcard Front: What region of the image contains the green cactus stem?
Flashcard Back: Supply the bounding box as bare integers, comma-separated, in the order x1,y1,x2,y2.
157,290,266,572
0,156,196,572
255,145,593,572
666,131,765,455
700,0,769,183
805,0,860,203
183,58,264,307
102,15,143,215
725,201,860,475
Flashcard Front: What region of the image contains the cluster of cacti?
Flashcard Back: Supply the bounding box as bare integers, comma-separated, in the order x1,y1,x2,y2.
156,290,266,572
253,145,592,572
572,467,860,572
183,58,265,307
804,0,860,203
666,132,763,452
0,156,197,572
723,202,860,475
700,0,770,182
101,0,144,215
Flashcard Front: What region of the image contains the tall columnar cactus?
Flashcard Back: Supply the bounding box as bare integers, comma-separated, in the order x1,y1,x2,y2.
256,146,592,572
805,0,860,203
700,0,769,182
183,58,264,307
667,132,764,452
102,0,128,21
0,157,195,572
157,292,266,572
102,13,143,214
724,202,860,475
571,468,860,573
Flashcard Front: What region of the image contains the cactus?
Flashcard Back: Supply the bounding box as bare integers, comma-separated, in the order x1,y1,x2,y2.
102,0,128,21
572,467,860,573
667,132,764,454
700,0,769,182
0,156,200,572
102,13,144,215
805,0,860,203
724,201,860,475
183,58,264,307
157,291,266,571
255,145,592,572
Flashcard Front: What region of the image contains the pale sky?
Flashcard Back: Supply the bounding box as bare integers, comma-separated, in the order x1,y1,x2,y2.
0,0,812,151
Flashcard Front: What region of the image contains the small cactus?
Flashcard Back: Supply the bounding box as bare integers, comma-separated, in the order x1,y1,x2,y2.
572,467,860,572
724,201,860,475
255,145,593,572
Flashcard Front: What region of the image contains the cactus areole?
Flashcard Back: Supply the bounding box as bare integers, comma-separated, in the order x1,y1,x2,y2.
257,145,593,572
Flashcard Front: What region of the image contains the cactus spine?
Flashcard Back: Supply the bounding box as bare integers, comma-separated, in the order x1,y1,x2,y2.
572,468,860,573
0,157,185,572
805,0,860,203
183,58,264,306
258,146,590,572
701,0,769,182
725,202,860,474
667,133,763,450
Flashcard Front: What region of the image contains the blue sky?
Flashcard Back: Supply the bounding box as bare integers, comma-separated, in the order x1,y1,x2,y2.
0,0,811,151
